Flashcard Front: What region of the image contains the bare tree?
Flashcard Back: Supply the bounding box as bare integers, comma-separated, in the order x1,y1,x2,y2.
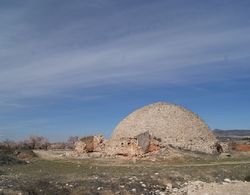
28,136,49,150
67,136,79,144
0,139,17,151
67,136,79,149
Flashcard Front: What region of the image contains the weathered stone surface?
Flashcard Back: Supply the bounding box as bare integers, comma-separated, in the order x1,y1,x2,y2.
74,135,105,154
147,138,161,153
109,102,218,154
74,141,87,154
136,131,150,152
105,137,143,157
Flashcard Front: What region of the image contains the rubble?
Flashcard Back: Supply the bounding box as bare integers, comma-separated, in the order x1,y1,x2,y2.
175,180,250,195
73,134,105,156
71,130,164,158
104,131,163,157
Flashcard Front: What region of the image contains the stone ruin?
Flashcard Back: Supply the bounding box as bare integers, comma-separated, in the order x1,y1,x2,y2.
105,131,162,157
73,131,162,158
73,102,224,158
74,134,105,155
108,102,219,155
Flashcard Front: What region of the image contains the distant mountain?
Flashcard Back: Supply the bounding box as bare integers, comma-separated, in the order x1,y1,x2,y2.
213,129,250,138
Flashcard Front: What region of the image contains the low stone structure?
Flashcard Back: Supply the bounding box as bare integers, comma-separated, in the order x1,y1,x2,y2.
74,135,105,155
105,131,162,157
107,137,142,156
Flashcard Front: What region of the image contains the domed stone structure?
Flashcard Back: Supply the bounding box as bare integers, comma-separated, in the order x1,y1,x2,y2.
109,102,217,154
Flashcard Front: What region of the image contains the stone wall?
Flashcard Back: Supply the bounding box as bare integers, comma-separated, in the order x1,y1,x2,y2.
74,135,105,155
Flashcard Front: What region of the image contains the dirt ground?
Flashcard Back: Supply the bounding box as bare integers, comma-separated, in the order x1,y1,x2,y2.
0,150,250,195
183,181,250,195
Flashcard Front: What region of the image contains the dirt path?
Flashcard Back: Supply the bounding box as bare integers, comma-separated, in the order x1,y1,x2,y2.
33,150,67,160
168,160,250,167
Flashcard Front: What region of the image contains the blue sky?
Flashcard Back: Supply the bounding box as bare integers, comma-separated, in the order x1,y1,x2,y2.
0,0,250,141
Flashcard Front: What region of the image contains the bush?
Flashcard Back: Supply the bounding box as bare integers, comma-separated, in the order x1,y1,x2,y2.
0,153,26,165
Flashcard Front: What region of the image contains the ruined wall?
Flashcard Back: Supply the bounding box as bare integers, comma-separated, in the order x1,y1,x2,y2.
105,137,143,157
136,131,150,152
80,136,95,152
105,131,163,157
74,135,105,154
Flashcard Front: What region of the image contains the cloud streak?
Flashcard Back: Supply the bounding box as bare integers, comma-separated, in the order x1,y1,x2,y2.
0,1,250,104
0,1,250,140
1,27,250,98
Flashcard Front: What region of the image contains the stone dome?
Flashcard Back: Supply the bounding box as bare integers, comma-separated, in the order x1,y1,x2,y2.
110,102,217,154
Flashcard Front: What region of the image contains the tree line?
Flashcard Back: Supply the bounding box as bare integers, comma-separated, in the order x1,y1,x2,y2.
0,136,79,151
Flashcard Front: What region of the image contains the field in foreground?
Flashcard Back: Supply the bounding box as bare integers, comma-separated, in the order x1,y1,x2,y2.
0,152,250,195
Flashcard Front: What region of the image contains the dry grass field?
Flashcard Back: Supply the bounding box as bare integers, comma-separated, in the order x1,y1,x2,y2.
0,150,250,195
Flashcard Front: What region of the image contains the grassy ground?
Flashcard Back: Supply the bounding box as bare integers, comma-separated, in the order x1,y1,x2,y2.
0,155,250,195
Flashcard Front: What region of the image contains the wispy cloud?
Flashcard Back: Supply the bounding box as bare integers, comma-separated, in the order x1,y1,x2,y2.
0,1,250,116
1,25,250,99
